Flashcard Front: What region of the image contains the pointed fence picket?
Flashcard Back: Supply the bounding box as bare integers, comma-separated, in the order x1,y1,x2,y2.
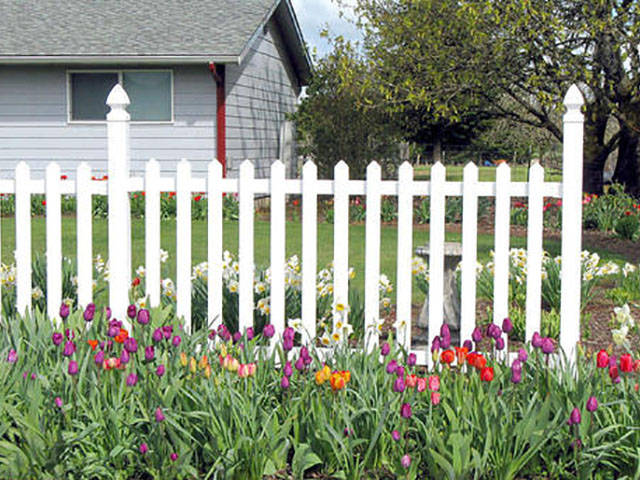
0,84,586,366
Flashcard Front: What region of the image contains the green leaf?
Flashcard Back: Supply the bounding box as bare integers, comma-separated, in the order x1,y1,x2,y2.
292,443,322,480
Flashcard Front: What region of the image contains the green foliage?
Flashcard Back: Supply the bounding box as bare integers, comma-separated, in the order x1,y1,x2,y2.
614,214,639,241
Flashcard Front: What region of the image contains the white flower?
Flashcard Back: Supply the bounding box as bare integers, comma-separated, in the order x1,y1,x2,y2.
254,282,266,294
227,280,238,294
135,297,148,309
160,249,169,263
623,263,637,277
320,334,332,346
31,286,44,300
393,318,407,332
288,318,302,333
135,265,146,277
612,325,629,346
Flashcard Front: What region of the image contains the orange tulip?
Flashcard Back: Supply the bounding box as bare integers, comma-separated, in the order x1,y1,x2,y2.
87,340,99,351
455,346,468,365
330,373,346,391
441,349,455,364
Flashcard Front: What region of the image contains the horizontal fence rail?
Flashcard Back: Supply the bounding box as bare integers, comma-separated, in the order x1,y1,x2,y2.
2,84,585,365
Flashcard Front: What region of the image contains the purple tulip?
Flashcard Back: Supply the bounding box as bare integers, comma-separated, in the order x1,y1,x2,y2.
472,327,483,343
283,361,293,377
246,327,255,341
283,327,295,341
30,372,36,380
218,325,231,342
495,337,505,351
172,336,181,347
6,349,17,364
120,349,130,365
431,336,441,353
68,360,78,376
401,454,411,469
22,371,28,380
393,376,406,393
502,317,513,334
137,309,150,325
463,339,473,351
568,407,581,425
139,443,148,454
63,341,76,357
124,337,138,353
156,364,165,377
155,407,165,422
295,356,305,371
395,366,405,378
511,360,522,384
59,303,70,320
94,350,105,366
54,396,63,408
208,329,217,340
586,396,598,412
440,333,451,350
144,346,155,362
343,427,352,437
281,376,290,390
127,304,137,319
83,304,95,322
511,359,522,374
232,331,242,343
170,453,178,462
52,332,63,346
400,402,412,419
487,323,502,340
391,429,401,441
440,324,450,339
126,373,138,387
531,332,542,348
105,307,112,320
609,355,617,368
541,337,554,354
283,337,294,352
65,328,75,340
381,342,391,356
162,325,173,339
518,348,528,363
152,328,164,343
407,353,417,367
300,346,311,361
386,360,398,374
262,324,275,338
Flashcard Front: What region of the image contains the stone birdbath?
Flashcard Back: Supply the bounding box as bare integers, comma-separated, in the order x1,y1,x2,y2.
415,242,462,344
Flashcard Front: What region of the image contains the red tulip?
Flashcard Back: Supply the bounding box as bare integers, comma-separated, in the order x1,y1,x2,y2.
620,354,633,373
480,366,494,382
596,349,609,368
440,349,455,364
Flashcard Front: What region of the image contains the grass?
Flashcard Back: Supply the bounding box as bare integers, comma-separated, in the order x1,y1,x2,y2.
1,215,629,304
413,164,563,182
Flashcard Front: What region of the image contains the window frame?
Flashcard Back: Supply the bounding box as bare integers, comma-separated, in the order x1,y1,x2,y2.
66,69,174,124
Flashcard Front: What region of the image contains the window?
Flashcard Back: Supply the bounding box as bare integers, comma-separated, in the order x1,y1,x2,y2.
69,70,172,122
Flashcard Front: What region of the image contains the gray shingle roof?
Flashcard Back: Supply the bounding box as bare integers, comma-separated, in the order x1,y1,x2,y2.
0,0,279,58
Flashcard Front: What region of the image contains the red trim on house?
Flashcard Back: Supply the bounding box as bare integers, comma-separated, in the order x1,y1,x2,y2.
209,63,226,177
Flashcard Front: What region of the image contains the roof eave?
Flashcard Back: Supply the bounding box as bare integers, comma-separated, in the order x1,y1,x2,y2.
0,55,242,65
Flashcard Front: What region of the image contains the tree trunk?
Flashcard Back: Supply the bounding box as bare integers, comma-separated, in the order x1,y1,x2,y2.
581,102,610,194
612,124,640,196
433,136,442,163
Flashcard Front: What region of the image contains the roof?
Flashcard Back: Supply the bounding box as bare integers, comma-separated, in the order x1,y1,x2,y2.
0,0,311,83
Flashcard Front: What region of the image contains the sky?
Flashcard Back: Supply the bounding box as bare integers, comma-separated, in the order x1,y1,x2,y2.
290,0,361,57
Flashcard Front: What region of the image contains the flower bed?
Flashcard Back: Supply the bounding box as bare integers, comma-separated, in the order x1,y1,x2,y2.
1,305,640,479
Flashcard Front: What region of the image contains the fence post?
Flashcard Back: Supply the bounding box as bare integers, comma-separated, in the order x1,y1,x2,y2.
560,84,584,362
106,85,132,323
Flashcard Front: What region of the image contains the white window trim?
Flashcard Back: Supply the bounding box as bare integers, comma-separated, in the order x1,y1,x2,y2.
66,69,175,124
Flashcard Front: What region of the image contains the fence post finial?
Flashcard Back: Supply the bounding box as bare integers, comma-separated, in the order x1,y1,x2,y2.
106,84,130,118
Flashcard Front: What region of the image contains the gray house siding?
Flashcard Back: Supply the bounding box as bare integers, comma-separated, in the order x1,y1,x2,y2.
225,17,300,178
0,65,216,178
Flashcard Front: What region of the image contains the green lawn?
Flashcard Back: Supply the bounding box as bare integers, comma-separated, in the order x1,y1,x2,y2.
2,216,629,304
413,164,563,182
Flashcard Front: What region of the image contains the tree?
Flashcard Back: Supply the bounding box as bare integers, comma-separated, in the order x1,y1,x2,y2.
294,41,401,178
339,0,640,194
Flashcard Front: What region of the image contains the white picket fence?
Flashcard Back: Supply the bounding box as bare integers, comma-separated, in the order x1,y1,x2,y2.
5,84,585,364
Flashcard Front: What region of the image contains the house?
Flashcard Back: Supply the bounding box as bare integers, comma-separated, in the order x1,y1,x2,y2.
0,0,312,179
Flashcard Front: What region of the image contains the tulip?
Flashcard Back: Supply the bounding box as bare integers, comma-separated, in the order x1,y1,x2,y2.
393,376,406,393
541,337,554,354
105,307,112,320
518,348,528,363
386,360,398,374
124,337,138,353
586,396,598,412
440,349,455,364
495,337,505,351
502,317,513,334
54,396,63,408
65,328,75,340
428,375,440,391
52,332,63,346
417,377,427,392
127,304,137,319
283,327,295,341
139,443,148,454
59,303,70,320
395,366,405,378
487,323,502,340
232,331,242,343
401,454,411,469
400,402,412,418
620,353,633,373
283,361,293,377
472,327,483,343
609,365,619,381
511,370,522,384
208,329,217,340
156,364,165,377
405,374,418,388
440,333,451,349
144,346,155,362
531,332,542,348
431,392,441,405
480,366,494,382
170,453,178,462
391,429,401,441
155,407,165,422
83,304,95,322
407,352,417,367
294,356,305,371
108,324,120,338
68,360,78,376
381,342,390,356
283,337,294,351
568,407,581,425
262,324,275,338
126,373,138,387
94,350,105,366
440,323,450,339
431,336,441,353
463,339,473,351
63,341,76,357
137,309,150,325
609,354,617,368
511,359,522,373
152,328,164,343
172,335,181,347
281,376,290,389
162,325,173,339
